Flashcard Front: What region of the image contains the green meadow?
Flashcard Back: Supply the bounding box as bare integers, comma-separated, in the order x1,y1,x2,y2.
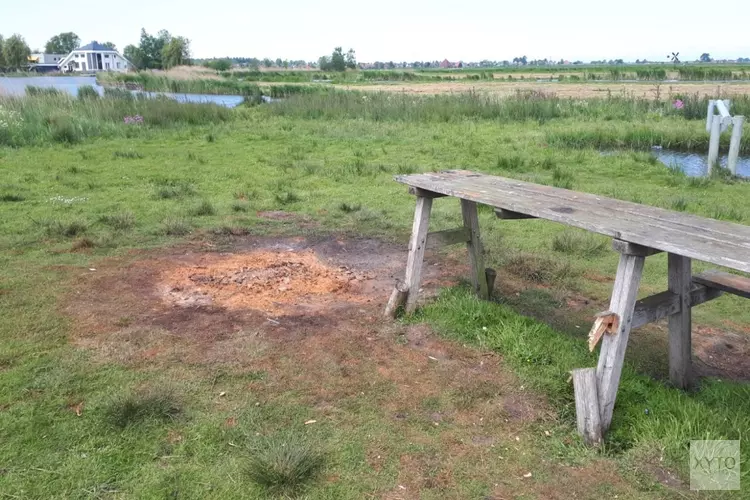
0,89,748,498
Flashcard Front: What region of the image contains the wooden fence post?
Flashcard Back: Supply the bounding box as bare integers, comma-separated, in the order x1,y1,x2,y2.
706,100,715,133
728,116,745,176
707,114,722,174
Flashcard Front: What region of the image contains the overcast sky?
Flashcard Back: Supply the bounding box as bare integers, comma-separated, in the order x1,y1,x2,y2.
3,0,750,62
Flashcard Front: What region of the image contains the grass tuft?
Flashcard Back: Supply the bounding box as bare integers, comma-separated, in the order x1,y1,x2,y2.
161,217,192,236
551,168,575,190
670,197,689,212
274,191,300,205
710,206,744,222
551,230,608,257
504,253,579,285
153,179,196,199
71,237,96,251
43,219,88,238
246,434,325,495
189,200,216,216
338,202,362,213
104,388,182,429
113,150,144,160
99,211,136,231
0,193,25,202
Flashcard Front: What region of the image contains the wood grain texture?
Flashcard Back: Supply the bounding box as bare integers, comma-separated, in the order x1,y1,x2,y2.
595,253,646,432
573,368,603,446
494,208,537,219
612,239,662,257
693,269,750,299
668,254,693,389
384,282,408,319
403,196,433,314
395,171,750,272
461,199,489,300
631,284,723,329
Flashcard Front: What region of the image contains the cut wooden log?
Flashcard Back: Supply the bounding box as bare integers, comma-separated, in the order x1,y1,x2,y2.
588,311,620,352
384,282,409,319
573,368,602,446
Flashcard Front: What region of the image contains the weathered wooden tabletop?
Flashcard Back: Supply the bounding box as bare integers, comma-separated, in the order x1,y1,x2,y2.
396,170,750,273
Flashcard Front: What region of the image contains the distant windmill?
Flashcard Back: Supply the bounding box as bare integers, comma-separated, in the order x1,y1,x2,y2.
667,52,681,64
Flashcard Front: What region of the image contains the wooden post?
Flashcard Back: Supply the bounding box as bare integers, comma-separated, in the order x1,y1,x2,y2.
573,368,602,446
403,196,433,314
728,116,744,176
706,100,715,133
461,199,489,299
707,114,721,175
595,252,646,432
485,268,497,298
668,254,692,389
384,282,408,319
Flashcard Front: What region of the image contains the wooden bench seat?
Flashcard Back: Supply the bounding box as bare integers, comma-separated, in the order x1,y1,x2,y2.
693,270,750,299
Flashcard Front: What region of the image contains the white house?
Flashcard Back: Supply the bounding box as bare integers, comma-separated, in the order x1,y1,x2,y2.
28,53,67,73
58,42,132,73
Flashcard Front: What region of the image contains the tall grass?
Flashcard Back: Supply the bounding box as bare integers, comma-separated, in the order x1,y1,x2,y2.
0,93,232,147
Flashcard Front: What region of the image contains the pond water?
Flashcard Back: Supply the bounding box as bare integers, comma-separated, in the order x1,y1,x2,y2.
653,149,750,178
0,76,245,108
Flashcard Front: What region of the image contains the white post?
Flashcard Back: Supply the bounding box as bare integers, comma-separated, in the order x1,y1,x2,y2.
707,114,722,175
706,100,716,132
728,116,745,176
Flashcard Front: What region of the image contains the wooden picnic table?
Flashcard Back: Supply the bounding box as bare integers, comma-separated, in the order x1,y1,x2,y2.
386,169,750,445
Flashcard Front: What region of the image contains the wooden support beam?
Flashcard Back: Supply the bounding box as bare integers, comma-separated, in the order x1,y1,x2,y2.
668,254,693,390
403,196,433,314
573,368,603,446
612,239,662,257
728,116,745,176
694,269,750,299
408,186,446,198
631,284,723,329
384,282,408,319
461,199,489,300
485,268,497,298
708,114,721,174
494,208,537,220
425,227,470,250
595,253,646,433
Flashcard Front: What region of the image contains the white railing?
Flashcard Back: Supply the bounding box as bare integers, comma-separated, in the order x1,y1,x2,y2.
706,100,745,175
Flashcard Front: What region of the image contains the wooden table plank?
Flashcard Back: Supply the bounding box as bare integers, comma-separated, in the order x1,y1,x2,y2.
396,170,750,273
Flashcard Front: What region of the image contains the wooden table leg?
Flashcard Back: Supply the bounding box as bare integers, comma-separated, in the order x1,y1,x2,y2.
461,199,489,300
403,196,433,314
668,253,693,389
596,252,646,432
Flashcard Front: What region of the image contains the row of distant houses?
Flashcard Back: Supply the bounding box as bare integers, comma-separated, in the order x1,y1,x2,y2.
27,41,132,73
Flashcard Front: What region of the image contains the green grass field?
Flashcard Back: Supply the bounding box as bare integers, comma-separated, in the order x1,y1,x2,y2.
1,91,748,498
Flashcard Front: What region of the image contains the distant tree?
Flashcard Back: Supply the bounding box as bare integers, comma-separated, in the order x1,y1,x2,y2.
700,53,712,62
386,61,395,69
204,58,232,71
318,56,331,71
262,58,273,67
275,58,282,67
123,44,145,69
345,48,357,69
162,36,190,68
45,32,80,54
330,47,346,71
0,35,5,68
102,41,117,50
3,34,31,69
521,55,527,65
